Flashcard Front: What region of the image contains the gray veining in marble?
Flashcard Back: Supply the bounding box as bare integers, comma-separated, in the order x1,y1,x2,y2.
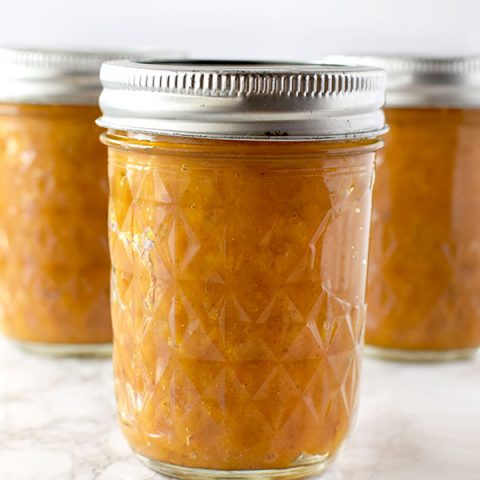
0,338,479,479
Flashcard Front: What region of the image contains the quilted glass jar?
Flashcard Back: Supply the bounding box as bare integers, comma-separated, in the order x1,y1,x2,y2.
98,61,386,478
329,55,480,360
0,48,173,355
0,102,110,354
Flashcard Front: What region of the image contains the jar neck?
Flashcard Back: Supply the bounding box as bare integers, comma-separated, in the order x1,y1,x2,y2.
101,129,384,158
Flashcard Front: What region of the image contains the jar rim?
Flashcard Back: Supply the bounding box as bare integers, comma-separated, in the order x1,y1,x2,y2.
97,60,387,141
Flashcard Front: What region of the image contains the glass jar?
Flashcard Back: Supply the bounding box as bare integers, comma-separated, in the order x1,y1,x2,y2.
329,55,480,360
98,61,386,478
0,48,175,355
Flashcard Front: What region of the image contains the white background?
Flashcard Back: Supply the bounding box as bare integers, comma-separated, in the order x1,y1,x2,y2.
0,0,479,60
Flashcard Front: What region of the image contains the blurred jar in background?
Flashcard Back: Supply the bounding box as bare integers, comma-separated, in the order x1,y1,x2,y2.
329,55,480,361
98,60,386,478
0,48,176,355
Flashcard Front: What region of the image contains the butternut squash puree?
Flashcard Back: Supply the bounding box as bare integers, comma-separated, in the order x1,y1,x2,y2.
0,104,111,344
368,108,480,351
106,133,379,470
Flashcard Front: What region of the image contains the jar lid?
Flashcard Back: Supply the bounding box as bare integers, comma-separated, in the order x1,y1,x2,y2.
0,47,181,105
97,60,387,141
325,55,480,108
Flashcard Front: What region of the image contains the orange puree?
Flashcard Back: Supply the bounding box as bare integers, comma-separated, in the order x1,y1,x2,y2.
0,104,111,345
106,132,379,471
367,108,480,352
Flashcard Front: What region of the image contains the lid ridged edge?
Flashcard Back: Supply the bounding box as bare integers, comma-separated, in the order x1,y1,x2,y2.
100,65,384,98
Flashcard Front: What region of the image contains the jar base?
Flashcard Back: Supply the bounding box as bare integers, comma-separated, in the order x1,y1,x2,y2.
136,453,332,480
365,344,479,362
12,339,112,357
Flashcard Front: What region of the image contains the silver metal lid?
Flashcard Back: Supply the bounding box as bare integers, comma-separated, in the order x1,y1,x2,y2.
325,55,480,108
0,47,181,105
97,60,387,141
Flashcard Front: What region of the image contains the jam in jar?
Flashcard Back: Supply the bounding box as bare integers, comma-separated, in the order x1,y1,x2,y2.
329,55,480,360
98,61,386,477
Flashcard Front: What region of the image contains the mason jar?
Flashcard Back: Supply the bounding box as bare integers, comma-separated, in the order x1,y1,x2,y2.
0,48,176,355
329,55,480,361
98,60,386,478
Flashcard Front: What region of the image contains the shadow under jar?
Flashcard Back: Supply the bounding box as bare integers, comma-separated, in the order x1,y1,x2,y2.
329,55,480,361
98,60,386,479
0,48,174,356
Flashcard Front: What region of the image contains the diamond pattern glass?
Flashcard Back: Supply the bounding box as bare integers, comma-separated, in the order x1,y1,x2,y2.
107,136,377,473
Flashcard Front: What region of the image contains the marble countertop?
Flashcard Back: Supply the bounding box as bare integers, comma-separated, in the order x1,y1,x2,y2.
0,338,479,480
